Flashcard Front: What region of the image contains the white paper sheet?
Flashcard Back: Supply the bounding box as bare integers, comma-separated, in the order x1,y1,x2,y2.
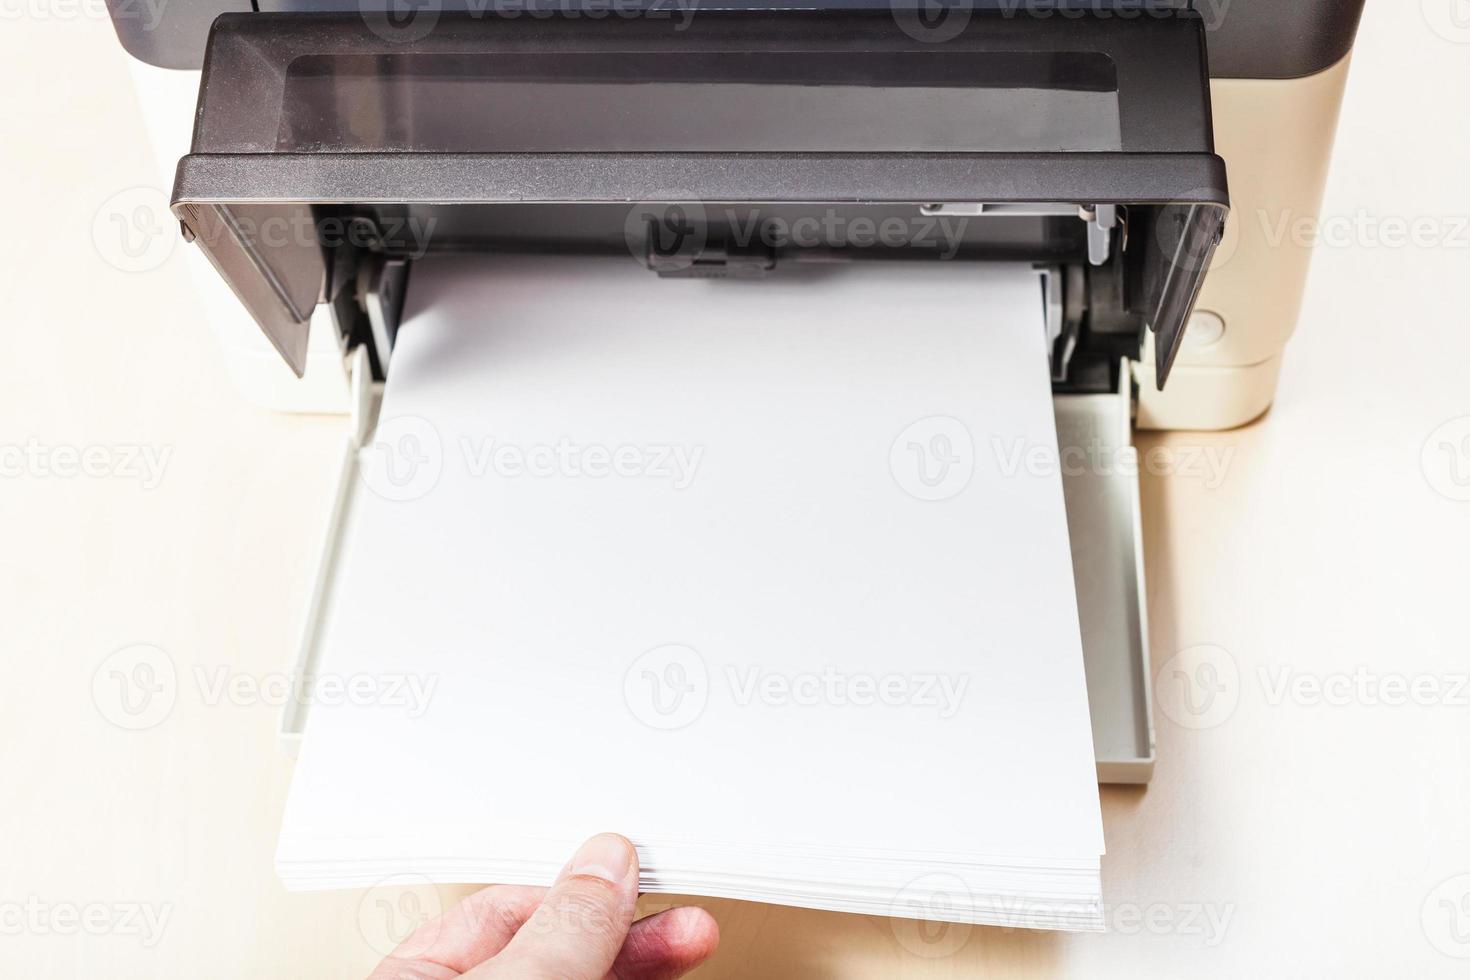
277,255,1104,929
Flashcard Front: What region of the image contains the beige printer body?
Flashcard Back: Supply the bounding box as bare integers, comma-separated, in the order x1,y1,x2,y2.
112,1,1363,431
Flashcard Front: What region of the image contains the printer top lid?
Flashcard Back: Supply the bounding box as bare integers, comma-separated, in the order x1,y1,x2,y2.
110,0,1367,80
171,9,1228,387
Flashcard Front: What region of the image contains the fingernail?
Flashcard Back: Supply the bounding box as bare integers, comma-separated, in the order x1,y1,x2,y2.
565,833,635,885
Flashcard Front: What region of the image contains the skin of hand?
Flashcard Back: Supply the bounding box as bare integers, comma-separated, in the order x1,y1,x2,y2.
366,833,720,980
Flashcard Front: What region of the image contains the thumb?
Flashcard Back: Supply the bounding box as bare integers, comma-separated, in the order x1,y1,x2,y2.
474,833,639,979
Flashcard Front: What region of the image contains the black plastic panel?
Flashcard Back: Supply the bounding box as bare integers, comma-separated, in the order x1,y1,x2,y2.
276,50,1123,152
110,0,1366,80
193,12,1211,154
172,10,1227,386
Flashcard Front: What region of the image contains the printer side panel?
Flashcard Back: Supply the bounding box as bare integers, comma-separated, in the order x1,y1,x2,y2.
1135,55,1354,430
105,0,251,70
121,54,352,412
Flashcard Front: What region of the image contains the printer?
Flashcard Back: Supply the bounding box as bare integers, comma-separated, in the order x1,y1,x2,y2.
107,0,1365,783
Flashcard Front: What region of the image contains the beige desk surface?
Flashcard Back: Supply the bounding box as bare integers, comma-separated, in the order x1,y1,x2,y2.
4,5,1470,978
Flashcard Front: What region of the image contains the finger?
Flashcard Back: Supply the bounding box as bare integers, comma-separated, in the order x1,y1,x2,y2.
368,896,720,980
366,884,547,979
471,833,639,980
611,906,721,980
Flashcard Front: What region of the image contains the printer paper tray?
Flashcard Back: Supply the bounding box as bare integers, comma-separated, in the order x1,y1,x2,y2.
283,349,1155,784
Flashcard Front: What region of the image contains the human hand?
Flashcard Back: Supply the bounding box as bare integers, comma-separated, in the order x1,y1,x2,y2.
366,833,720,979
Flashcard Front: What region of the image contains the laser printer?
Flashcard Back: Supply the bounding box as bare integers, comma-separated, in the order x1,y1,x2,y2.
107,0,1367,783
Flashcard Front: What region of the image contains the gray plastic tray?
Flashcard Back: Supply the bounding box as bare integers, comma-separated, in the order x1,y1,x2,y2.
1056,379,1155,784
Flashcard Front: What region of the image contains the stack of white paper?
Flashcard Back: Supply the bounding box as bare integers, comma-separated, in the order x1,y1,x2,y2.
277,255,1105,931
